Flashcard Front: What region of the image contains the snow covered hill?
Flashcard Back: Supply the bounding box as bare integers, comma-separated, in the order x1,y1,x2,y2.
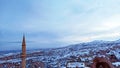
0,40,120,68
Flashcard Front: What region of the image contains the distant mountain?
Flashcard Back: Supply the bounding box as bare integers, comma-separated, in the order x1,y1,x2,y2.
0,39,120,68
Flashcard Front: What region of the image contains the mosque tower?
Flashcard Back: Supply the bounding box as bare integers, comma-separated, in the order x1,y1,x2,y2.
21,35,26,68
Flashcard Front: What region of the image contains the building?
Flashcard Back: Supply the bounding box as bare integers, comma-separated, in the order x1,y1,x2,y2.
66,61,85,68
21,35,26,68
91,57,115,68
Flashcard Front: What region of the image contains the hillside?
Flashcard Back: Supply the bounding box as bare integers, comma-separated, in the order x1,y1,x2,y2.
0,40,120,68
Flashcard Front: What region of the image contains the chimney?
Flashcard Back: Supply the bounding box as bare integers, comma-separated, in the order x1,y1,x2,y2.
21,35,26,68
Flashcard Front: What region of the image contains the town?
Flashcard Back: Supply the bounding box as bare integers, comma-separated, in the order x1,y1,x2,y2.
0,36,120,68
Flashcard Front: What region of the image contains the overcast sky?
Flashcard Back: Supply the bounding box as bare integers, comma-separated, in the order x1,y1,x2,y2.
1,0,120,50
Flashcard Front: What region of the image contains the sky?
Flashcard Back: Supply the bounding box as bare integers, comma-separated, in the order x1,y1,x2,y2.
1,0,120,51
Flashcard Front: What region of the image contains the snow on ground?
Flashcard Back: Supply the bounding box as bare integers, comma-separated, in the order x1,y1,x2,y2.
112,62,120,67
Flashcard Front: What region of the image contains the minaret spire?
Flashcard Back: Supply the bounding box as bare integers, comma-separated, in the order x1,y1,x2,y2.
21,35,26,68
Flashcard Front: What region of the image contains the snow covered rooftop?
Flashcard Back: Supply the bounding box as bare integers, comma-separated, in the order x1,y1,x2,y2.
112,62,120,67
67,62,85,67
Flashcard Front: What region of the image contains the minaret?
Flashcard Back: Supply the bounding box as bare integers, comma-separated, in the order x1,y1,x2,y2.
21,35,26,68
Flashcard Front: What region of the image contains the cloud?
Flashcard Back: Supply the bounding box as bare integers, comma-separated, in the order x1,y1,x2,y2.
1,0,120,50
58,32,120,44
